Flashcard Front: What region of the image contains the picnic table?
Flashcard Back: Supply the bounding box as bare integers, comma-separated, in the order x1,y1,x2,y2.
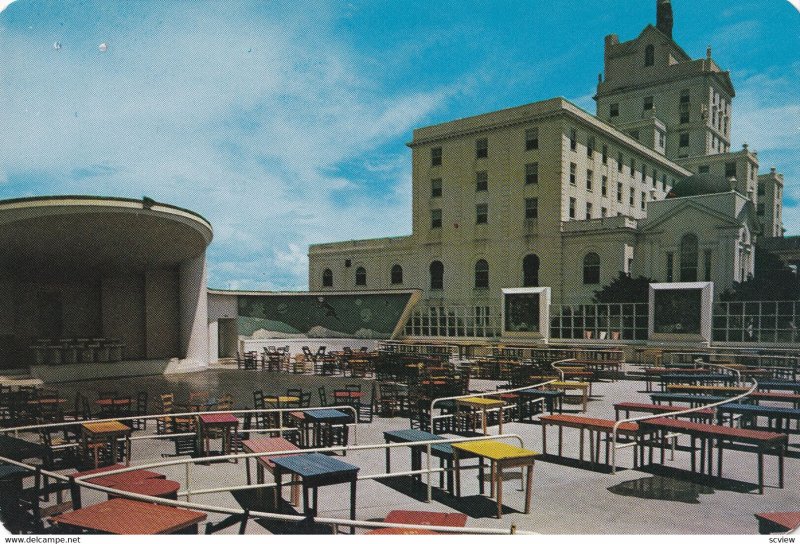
452,440,538,519
455,397,506,435
49,498,207,534
637,417,788,493
81,421,132,468
271,452,359,534
242,437,301,506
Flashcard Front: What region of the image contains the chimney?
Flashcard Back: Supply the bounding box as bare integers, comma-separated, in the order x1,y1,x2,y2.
657,0,674,38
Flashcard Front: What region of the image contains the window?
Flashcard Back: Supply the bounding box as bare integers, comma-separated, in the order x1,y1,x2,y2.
610,103,619,117
569,197,576,219
643,96,654,111
629,188,635,206
431,209,442,229
601,175,608,196
431,147,442,166
601,207,607,217
569,128,577,151
587,136,595,157
390,264,403,285
617,183,623,203
569,163,577,185
474,259,489,289
476,203,488,224
585,202,593,219
431,178,442,198
586,169,593,191
525,127,539,150
641,191,646,210
758,183,765,196
523,254,540,287
757,202,765,216
322,268,333,287
525,197,538,219
725,161,736,178
583,253,601,284
630,157,636,176
666,252,674,282
525,162,539,185
679,233,699,282
429,261,444,290
476,138,488,159
644,44,655,67
602,144,608,164
617,152,624,172
476,171,488,192
642,164,647,182
662,173,667,190
704,250,712,282
698,165,709,174
679,132,689,147
680,89,690,104
355,266,366,286
659,131,665,148
652,169,658,188
679,89,690,124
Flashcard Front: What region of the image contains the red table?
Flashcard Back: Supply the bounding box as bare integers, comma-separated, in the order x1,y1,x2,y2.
198,413,239,458
106,479,181,500
366,528,439,534
49,498,207,534
242,437,301,506
755,512,800,534
383,509,468,527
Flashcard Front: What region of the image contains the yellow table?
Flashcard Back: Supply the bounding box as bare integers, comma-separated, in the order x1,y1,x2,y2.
456,397,506,435
545,381,589,412
452,440,538,519
81,421,132,468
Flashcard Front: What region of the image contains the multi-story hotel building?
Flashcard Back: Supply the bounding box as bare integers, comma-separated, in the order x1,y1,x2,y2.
308,0,786,308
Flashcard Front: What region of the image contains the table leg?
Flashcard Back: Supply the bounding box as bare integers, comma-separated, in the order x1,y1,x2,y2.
246,457,252,485
350,479,356,535
579,428,585,461
125,434,131,466
717,438,723,477
385,440,391,473
496,464,503,519
498,407,503,434
558,426,563,458
454,449,461,497
478,456,485,495
489,460,495,498
779,444,785,488
690,436,696,473
481,408,487,435
524,464,533,514
758,448,764,494
542,423,547,455
274,469,282,511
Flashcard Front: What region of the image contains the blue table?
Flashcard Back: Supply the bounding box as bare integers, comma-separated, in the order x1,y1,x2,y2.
383,429,477,494
757,381,800,393
271,452,359,533
717,403,800,434
516,388,564,419
302,409,351,450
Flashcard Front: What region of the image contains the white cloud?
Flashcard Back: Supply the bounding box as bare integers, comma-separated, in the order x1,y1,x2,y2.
0,4,458,289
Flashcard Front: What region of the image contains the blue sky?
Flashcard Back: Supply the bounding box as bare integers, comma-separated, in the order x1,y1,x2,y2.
1,1,798,291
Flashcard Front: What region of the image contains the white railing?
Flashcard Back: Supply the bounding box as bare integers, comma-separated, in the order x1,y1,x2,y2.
0,433,535,535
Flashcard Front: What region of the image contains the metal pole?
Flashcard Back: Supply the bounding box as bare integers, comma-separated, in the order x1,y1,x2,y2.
426,443,432,503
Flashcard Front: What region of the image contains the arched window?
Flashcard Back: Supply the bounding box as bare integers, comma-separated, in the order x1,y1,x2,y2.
390,264,403,285
430,261,444,290
644,44,655,67
583,253,600,284
523,254,540,287
475,259,489,289
322,268,333,287
355,266,366,286
680,234,699,281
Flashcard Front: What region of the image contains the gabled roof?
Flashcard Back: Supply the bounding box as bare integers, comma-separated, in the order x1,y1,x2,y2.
640,194,749,233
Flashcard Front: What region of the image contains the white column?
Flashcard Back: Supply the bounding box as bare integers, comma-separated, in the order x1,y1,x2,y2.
178,252,209,370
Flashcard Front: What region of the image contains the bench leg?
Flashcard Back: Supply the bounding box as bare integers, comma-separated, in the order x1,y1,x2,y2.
524,464,533,514
496,465,502,519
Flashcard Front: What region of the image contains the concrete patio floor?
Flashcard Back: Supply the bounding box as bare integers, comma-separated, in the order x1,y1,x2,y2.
12,366,800,535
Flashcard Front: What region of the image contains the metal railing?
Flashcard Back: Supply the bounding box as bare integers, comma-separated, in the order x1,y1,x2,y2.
0,432,535,535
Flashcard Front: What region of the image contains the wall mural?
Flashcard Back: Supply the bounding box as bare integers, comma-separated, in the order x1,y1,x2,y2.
237,292,416,339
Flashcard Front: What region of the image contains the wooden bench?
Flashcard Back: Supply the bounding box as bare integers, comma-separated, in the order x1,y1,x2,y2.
613,402,714,422
637,417,788,493
650,393,730,407
659,373,736,391
539,414,639,468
